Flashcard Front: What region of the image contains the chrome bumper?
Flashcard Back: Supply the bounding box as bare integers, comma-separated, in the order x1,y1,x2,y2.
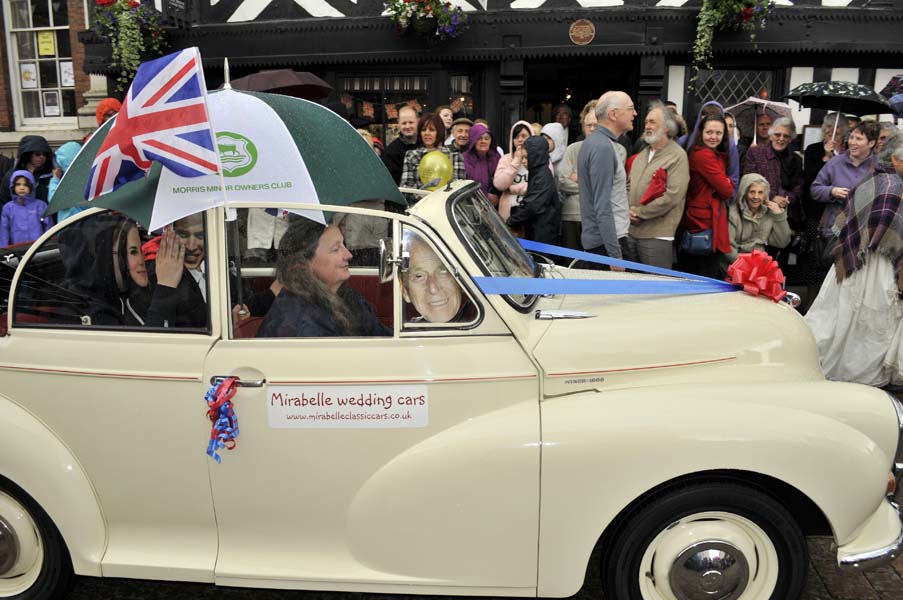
838,499,903,571
838,393,903,571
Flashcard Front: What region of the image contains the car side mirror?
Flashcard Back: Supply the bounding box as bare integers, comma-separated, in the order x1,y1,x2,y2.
378,238,409,283
528,251,555,267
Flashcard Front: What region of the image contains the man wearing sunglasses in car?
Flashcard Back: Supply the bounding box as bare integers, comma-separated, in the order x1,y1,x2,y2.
0,135,55,207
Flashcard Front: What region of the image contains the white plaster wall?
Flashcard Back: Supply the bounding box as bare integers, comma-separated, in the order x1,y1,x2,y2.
667,66,686,116
787,66,813,131
830,68,859,85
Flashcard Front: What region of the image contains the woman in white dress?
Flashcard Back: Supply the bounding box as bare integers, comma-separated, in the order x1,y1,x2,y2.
805,131,903,386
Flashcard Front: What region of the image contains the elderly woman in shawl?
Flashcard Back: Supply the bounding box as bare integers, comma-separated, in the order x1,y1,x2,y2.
805,131,903,386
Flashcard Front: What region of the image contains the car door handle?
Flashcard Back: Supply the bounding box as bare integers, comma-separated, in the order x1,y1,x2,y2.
210,376,267,388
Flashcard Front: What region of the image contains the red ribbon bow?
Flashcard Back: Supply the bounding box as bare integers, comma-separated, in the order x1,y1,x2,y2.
727,249,786,302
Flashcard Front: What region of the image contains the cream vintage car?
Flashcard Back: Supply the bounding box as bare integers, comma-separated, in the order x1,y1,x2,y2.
1,181,902,600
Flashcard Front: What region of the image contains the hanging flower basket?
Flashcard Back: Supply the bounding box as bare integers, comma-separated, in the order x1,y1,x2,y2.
692,0,775,79
385,0,468,40
92,0,167,92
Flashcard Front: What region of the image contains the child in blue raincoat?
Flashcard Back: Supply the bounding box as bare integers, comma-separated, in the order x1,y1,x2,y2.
0,170,52,247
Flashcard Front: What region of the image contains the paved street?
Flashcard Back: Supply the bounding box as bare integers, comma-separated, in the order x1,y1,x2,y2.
67,536,903,600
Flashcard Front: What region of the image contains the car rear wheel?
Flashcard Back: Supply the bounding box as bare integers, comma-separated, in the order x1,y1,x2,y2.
601,481,808,600
0,482,72,599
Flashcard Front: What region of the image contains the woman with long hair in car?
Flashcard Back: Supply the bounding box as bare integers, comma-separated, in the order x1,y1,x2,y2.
256,218,391,338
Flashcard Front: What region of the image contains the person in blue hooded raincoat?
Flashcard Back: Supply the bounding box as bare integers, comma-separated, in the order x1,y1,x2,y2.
0,170,52,247
47,141,83,222
47,142,88,223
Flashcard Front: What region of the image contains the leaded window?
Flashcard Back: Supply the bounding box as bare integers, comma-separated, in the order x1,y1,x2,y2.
692,69,774,107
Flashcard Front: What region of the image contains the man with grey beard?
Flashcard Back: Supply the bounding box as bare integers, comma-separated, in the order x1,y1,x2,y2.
625,101,690,269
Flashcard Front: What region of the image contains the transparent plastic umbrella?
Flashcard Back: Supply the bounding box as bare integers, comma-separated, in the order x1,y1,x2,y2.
723,97,792,145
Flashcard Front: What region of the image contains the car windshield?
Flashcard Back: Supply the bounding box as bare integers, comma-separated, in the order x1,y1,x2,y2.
450,189,537,310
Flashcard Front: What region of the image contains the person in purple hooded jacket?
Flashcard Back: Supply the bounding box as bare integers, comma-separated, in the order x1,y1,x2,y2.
461,123,501,205
0,170,52,247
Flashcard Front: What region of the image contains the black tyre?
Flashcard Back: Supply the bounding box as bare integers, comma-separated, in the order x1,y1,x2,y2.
601,480,808,600
0,478,73,599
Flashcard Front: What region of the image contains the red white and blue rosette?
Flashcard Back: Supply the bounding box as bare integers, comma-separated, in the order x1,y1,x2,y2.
205,377,240,463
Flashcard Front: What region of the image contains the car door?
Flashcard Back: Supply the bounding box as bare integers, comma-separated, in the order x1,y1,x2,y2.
0,210,219,581
204,208,541,594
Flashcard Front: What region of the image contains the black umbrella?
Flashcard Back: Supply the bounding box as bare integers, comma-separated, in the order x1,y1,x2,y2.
784,81,892,117
228,69,332,100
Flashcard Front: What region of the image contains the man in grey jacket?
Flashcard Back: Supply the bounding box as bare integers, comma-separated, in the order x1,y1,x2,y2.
577,91,636,263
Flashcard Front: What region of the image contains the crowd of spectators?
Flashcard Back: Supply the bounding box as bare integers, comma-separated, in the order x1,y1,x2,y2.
367,93,899,301
365,93,903,386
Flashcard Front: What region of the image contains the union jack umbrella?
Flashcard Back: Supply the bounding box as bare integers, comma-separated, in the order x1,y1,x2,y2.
85,47,220,202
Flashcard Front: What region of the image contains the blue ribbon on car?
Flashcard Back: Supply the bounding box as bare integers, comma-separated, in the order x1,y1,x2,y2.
472,239,739,296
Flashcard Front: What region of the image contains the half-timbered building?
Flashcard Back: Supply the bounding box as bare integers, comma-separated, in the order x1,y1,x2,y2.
3,0,901,149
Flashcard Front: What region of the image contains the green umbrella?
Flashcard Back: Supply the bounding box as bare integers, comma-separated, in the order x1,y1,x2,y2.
48,89,406,229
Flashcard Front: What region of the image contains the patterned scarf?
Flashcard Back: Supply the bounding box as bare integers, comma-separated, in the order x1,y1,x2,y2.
834,162,903,291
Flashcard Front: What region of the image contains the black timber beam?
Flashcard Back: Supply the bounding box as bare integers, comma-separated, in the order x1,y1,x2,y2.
80,7,903,75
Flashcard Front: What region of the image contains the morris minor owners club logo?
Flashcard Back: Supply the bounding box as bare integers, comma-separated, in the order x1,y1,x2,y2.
217,131,258,177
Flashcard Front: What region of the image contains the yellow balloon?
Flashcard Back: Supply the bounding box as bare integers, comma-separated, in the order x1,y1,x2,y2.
418,150,453,191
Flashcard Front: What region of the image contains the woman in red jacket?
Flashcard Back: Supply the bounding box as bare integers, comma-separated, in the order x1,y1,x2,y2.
678,113,735,278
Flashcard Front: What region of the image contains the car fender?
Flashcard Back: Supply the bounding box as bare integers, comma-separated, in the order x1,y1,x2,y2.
537,382,896,597
0,394,105,576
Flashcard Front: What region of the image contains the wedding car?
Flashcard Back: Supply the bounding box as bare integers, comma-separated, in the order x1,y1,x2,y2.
1,181,901,600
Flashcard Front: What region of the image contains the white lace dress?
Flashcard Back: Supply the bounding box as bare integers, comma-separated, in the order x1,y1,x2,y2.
805,255,903,386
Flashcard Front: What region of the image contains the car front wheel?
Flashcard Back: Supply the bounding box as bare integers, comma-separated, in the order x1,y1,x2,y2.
0,481,72,599
602,481,808,600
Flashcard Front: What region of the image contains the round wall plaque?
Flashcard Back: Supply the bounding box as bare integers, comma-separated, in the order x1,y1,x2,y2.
569,19,596,46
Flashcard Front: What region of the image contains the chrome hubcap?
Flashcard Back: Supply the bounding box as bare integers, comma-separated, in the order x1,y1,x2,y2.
639,511,778,600
669,541,749,600
0,491,42,594
0,517,18,576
